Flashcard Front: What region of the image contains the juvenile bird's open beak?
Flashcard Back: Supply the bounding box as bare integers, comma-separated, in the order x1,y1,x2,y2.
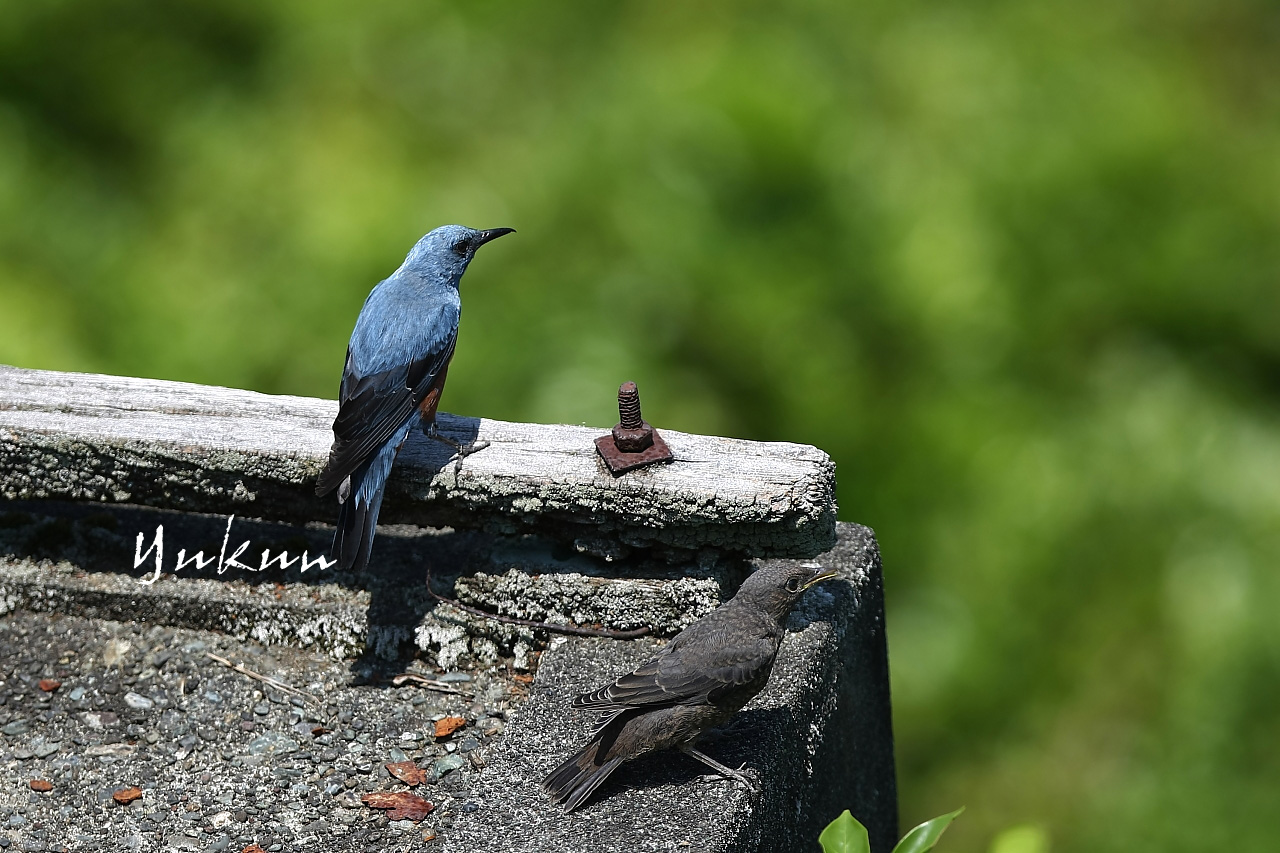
801,564,839,590
477,227,516,246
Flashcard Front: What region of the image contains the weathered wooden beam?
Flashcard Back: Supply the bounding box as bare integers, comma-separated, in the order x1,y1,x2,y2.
0,365,837,557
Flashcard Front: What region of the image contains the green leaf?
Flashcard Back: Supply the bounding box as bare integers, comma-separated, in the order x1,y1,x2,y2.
819,810,871,853
891,807,966,853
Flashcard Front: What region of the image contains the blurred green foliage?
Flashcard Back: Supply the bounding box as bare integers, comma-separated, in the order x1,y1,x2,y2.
2,1,1278,849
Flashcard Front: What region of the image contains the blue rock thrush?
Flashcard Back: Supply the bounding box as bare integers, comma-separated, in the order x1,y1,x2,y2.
315,224,514,572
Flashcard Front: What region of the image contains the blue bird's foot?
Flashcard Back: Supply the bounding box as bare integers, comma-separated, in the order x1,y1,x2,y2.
425,424,490,472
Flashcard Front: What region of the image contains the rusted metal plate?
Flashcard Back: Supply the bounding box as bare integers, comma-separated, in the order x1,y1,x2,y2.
594,428,674,475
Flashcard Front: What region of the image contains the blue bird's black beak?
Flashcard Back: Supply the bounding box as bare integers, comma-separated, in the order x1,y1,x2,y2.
477,227,516,246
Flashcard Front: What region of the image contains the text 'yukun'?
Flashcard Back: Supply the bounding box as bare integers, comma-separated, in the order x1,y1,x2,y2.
133,514,335,584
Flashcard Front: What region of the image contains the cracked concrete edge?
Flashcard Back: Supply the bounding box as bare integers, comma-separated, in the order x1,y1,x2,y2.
443,523,898,853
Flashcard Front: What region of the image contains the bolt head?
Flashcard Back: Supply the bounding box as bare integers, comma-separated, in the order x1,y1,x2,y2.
612,423,654,452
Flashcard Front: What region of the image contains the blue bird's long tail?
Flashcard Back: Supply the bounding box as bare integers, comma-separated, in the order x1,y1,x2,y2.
331,422,410,572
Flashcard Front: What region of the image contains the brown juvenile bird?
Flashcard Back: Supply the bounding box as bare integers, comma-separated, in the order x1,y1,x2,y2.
543,561,838,811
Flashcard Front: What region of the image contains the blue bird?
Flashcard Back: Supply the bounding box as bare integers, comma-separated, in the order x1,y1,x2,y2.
315,224,514,571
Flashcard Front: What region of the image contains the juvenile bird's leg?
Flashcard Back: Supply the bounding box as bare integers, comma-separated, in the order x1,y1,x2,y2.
424,423,490,471
681,746,761,794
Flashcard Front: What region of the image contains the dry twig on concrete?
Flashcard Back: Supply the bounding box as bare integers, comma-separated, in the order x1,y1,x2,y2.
205,651,321,705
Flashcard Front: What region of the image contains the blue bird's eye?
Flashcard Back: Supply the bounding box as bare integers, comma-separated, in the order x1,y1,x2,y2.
451,239,470,256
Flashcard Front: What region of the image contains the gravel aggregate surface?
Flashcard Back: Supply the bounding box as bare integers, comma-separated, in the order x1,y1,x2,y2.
0,610,524,852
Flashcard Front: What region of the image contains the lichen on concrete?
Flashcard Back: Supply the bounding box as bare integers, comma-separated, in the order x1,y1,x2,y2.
455,570,720,635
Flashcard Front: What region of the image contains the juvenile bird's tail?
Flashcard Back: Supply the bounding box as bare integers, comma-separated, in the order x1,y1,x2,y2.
542,736,625,812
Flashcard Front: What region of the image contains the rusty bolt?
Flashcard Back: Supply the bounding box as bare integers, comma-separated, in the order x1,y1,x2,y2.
594,381,674,475
611,382,654,452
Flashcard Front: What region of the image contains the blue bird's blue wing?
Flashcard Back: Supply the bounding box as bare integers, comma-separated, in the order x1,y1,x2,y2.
315,301,459,498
